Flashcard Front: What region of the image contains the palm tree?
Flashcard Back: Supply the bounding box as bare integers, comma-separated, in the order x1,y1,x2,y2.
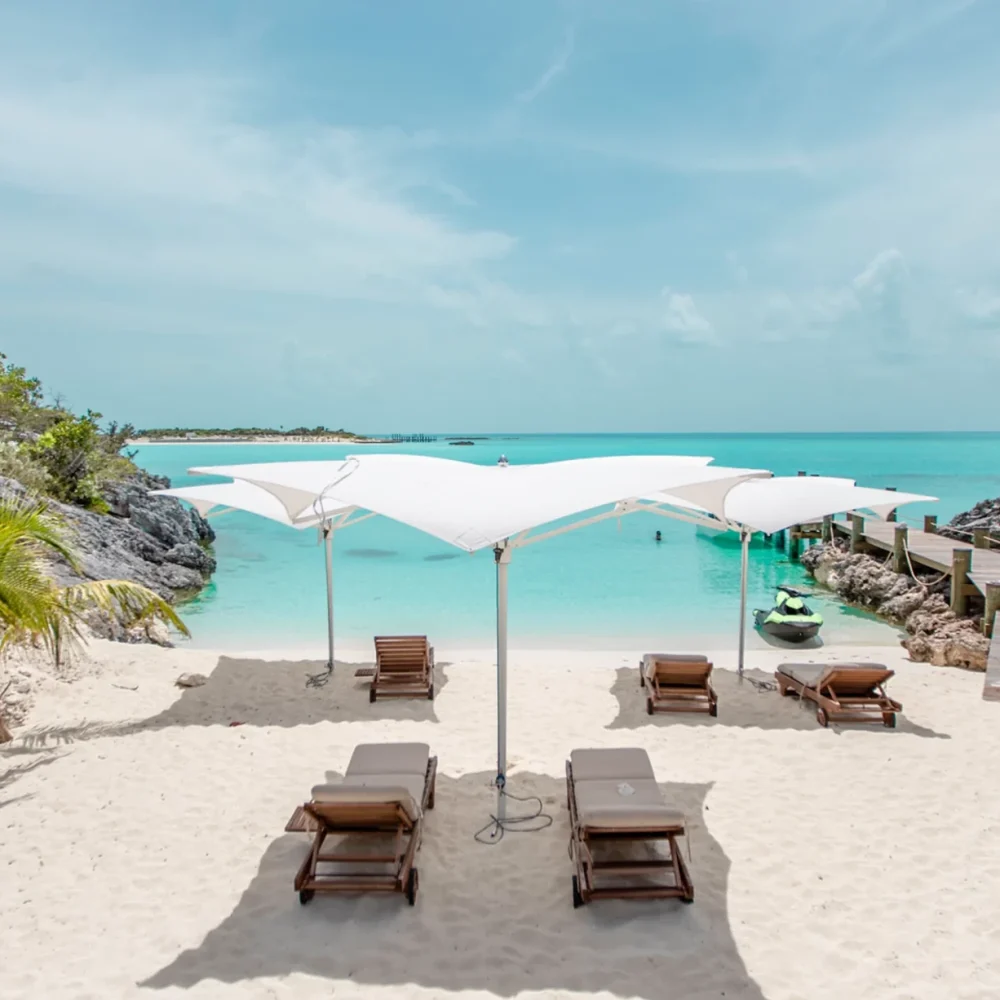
0,496,189,738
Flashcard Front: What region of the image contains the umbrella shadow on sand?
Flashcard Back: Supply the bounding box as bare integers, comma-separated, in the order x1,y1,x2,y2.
14,659,450,747
607,667,948,738
140,771,767,1000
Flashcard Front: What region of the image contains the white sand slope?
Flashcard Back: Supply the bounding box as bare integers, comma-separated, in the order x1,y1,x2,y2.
2,638,999,1000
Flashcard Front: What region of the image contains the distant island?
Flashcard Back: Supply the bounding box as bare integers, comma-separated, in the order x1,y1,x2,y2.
132,426,378,444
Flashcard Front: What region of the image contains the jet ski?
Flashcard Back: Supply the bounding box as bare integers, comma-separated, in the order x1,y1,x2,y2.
754,586,823,643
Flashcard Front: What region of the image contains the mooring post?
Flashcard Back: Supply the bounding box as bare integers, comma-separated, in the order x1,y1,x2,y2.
984,582,1000,637
851,515,865,554
973,528,990,549
775,529,785,552
789,530,801,560
822,515,832,543
885,486,898,522
924,515,937,534
951,548,972,616
893,523,909,574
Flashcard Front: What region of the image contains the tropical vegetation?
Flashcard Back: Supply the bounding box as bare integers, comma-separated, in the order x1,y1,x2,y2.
138,425,367,439
0,352,141,510
0,495,188,666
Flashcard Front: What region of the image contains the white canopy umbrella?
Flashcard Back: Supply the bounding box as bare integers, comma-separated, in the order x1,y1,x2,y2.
640,476,938,675
185,453,772,825
153,482,371,677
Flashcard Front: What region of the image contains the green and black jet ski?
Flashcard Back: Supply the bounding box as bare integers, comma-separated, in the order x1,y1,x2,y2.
754,586,823,643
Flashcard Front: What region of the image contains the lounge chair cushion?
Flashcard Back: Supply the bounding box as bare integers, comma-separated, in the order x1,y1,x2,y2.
778,662,889,689
346,742,430,777
343,771,426,806
570,748,655,782
309,783,422,822
574,778,686,831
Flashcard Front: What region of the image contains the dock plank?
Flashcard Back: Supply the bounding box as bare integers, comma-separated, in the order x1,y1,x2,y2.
831,518,1000,595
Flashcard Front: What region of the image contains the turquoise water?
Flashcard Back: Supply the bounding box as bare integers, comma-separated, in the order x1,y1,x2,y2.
134,434,1000,651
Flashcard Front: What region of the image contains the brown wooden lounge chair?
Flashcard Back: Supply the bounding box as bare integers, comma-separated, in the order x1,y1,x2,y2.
566,747,694,908
285,742,437,905
775,661,901,727
371,635,435,702
640,653,717,716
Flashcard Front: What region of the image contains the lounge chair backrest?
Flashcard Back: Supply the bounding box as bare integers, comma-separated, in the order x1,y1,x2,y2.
347,742,430,776
820,666,894,694
651,659,713,684
570,748,655,782
375,636,430,673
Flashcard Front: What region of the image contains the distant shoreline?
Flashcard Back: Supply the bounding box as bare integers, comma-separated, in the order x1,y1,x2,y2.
128,436,392,446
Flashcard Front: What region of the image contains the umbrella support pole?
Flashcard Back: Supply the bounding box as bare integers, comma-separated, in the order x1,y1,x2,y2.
738,529,749,680
324,523,335,672
494,543,510,824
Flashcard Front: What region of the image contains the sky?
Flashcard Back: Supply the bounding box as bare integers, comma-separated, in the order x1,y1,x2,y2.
1,0,999,433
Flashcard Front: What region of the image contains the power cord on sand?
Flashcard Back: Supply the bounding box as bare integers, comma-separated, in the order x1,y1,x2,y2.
474,785,554,844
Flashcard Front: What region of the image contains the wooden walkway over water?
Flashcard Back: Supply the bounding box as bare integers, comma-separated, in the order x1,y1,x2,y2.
820,513,1000,701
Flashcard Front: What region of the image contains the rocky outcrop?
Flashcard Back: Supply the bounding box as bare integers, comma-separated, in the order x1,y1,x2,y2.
801,541,990,670
939,496,1000,544
0,475,216,644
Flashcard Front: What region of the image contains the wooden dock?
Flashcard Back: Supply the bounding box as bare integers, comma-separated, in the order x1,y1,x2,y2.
823,514,1000,701
828,515,1000,614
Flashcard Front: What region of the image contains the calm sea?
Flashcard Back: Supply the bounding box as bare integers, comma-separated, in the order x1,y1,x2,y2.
133,434,1000,652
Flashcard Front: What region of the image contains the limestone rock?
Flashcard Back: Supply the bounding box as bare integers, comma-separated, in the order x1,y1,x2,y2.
175,672,208,688
940,496,1000,544
801,539,988,670
0,474,215,646
164,541,217,574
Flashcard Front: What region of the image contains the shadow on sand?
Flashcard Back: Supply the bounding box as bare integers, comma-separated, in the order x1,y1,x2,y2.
141,770,766,999
15,658,450,748
608,667,949,738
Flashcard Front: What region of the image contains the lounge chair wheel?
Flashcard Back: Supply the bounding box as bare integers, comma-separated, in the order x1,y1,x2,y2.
682,891,695,905
816,707,829,727
709,702,718,718
298,889,315,905
369,687,376,703
571,875,584,909
405,868,418,906
646,698,653,716
883,713,896,728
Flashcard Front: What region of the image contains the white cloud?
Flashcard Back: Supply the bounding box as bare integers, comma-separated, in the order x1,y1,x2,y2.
517,28,575,103
660,288,717,345
0,77,515,317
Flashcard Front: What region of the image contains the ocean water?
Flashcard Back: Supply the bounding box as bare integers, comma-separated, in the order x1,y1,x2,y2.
133,434,1000,652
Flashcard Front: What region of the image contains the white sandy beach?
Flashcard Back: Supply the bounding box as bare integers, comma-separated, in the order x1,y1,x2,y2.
2,636,999,1000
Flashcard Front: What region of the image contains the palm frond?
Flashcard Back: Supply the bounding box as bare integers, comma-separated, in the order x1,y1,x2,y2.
61,579,191,637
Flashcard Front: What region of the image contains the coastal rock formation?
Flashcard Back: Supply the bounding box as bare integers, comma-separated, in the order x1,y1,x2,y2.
801,541,990,670
0,474,216,643
939,496,1000,544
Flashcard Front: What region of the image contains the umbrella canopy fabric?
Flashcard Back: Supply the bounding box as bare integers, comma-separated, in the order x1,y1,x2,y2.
153,481,353,528
188,453,773,550
647,476,937,535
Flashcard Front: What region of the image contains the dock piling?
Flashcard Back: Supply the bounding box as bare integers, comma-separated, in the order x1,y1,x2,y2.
951,549,973,616
822,515,832,543
974,528,991,549
924,515,937,534
893,523,909,574
850,515,865,554
985,582,1000,638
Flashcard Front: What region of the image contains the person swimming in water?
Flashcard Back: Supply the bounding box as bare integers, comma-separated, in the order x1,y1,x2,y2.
655,530,662,542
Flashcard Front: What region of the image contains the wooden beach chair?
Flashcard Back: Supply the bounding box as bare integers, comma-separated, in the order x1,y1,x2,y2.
370,635,435,702
775,662,901,728
285,742,437,905
566,747,694,908
640,653,717,716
